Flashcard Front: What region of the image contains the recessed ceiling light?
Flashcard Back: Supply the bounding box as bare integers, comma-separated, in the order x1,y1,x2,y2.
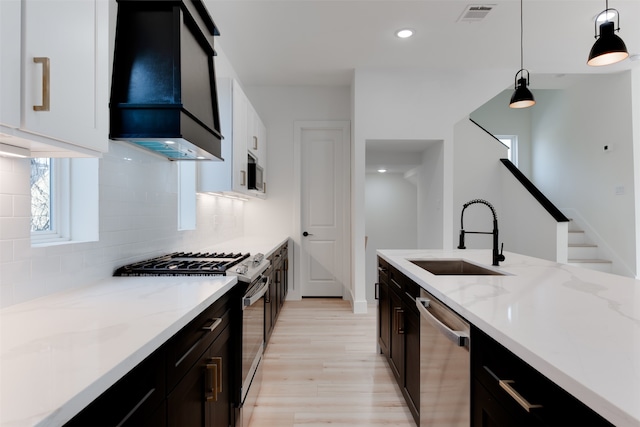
395,28,414,39
378,168,387,173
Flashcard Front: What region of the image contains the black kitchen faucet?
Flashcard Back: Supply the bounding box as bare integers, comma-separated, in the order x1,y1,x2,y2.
457,199,505,266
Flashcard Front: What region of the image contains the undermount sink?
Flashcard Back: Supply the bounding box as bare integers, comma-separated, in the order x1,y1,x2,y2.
409,259,506,276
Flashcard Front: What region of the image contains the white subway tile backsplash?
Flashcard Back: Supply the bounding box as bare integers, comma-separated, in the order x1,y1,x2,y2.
0,194,12,217
0,240,13,263
0,142,245,308
0,217,30,240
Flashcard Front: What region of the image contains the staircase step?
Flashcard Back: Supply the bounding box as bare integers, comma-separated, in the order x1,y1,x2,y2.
568,243,598,260
568,230,589,245
568,259,612,273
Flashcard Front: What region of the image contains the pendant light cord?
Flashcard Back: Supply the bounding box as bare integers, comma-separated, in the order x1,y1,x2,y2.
520,0,524,71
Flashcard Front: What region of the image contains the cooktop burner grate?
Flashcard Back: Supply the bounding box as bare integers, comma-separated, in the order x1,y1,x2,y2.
114,252,251,276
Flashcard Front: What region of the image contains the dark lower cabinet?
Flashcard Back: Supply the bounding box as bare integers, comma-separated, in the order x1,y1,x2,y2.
377,257,420,425
471,325,614,427
403,302,420,419
65,287,236,427
65,348,166,427
380,257,616,427
377,275,390,357
265,241,289,346
167,323,232,427
264,263,275,344
389,287,404,382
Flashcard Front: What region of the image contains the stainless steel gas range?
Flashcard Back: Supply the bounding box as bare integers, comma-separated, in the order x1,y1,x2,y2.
114,251,269,427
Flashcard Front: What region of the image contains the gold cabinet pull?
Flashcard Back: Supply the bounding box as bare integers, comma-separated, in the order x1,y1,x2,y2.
252,136,258,150
33,57,50,111
241,170,246,186
205,357,223,402
483,366,543,412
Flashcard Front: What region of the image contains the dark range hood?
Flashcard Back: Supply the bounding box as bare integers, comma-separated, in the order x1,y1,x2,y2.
110,0,223,160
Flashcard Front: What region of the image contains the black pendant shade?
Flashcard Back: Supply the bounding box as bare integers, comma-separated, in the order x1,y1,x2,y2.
509,0,534,109
510,73,535,109
588,20,629,66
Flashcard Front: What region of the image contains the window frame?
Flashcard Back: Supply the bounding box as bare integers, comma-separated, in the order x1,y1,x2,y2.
31,158,71,245
497,135,518,167
30,157,98,246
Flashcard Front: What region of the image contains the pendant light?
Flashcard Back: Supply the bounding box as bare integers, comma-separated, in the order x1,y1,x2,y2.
509,0,535,109
587,1,629,66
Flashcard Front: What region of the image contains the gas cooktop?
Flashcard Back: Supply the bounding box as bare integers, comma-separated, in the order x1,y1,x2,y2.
114,252,251,276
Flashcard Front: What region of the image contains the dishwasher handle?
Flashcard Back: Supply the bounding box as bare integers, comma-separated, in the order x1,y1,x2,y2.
416,297,469,347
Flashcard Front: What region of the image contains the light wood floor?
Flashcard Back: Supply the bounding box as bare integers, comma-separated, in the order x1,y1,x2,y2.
248,298,416,427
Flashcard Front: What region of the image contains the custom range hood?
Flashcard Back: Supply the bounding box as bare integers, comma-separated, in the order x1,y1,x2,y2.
110,0,223,160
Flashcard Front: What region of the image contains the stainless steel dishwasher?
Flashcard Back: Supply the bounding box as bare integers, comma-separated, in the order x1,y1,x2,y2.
416,288,470,426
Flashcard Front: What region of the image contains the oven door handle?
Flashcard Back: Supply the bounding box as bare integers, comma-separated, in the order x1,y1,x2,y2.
243,276,269,309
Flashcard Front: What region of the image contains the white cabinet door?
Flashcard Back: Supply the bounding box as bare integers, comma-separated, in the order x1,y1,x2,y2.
198,78,251,196
0,0,21,129
22,0,108,154
232,79,249,194
198,79,267,198
0,0,108,157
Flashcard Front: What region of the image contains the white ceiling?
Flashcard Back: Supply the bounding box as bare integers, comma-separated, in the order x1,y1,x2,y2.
203,0,639,174
204,0,640,87
366,139,439,173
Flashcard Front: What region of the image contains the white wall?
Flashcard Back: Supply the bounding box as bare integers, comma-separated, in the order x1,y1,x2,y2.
500,167,568,263
352,67,513,312
417,142,444,249
532,73,636,276
452,118,508,252
633,68,640,278
241,85,351,237
365,172,417,302
0,142,245,308
240,85,352,300
470,90,533,179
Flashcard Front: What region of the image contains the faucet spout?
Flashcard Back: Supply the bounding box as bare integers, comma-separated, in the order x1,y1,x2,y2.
457,199,505,266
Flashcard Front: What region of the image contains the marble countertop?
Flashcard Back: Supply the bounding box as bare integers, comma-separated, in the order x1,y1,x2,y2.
378,249,640,427
0,275,237,427
203,235,289,259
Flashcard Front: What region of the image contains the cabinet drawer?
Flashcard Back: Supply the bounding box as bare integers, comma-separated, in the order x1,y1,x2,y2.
471,326,613,427
166,290,233,392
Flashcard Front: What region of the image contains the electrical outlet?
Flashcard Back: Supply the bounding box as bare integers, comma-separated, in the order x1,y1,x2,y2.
615,185,625,195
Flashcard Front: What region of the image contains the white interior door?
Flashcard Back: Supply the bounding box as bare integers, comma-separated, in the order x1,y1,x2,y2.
297,122,350,297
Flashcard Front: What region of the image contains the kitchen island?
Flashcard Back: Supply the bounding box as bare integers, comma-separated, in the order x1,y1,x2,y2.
378,249,640,427
0,275,237,426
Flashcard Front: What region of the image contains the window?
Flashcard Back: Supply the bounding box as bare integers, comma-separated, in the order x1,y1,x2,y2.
30,158,70,243
30,157,98,246
30,158,52,232
497,135,518,167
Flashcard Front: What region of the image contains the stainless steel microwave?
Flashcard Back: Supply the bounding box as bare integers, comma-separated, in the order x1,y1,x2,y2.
248,162,264,192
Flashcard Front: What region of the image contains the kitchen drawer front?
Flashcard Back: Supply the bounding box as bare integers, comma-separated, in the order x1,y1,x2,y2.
166,289,233,392
471,326,613,427
167,323,232,427
65,348,166,427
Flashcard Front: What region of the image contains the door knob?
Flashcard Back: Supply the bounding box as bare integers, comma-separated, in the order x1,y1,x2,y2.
303,231,313,237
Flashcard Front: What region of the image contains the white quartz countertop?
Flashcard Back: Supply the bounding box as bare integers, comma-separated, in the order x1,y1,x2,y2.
378,249,640,427
203,235,289,259
0,275,237,427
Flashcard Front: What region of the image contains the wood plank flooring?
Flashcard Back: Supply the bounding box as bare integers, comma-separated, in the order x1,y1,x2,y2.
248,298,416,427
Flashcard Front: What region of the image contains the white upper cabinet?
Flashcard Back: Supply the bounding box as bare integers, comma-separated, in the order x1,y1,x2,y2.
0,0,109,157
199,78,267,198
247,103,267,197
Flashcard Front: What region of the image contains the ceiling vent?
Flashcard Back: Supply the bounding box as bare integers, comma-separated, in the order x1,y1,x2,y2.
457,5,495,23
